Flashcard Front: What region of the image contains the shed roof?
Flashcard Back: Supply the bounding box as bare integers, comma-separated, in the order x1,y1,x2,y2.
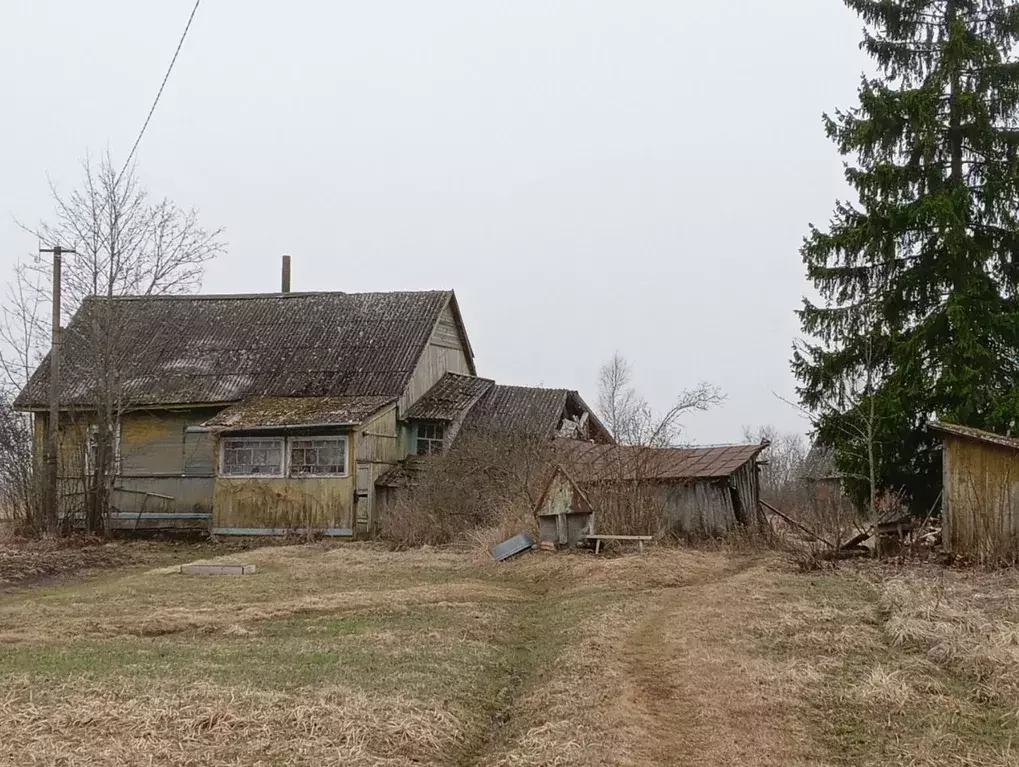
557,440,767,481
928,421,1019,452
16,291,464,409
202,395,396,430
404,373,494,421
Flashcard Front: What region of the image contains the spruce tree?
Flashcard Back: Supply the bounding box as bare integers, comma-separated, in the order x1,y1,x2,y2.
795,1,1019,511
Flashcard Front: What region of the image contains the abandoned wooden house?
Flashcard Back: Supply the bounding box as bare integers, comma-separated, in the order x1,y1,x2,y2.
556,440,769,536
929,421,1019,564
15,288,479,536
14,281,611,537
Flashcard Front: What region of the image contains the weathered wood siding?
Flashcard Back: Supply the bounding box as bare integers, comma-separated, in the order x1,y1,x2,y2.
660,481,737,536
356,407,400,465
660,467,761,537
731,462,762,526
212,475,355,531
117,409,218,517
943,436,1019,563
213,428,356,532
41,408,219,524
536,469,595,546
355,406,400,535
399,302,472,416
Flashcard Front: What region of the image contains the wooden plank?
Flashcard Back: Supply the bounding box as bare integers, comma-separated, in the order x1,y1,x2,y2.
760,499,834,549
585,535,653,542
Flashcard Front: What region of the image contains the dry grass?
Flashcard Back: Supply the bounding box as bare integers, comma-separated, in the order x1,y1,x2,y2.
3,541,1019,765
0,536,207,591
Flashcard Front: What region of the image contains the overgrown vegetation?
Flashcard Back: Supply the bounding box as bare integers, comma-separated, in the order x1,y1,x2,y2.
0,153,223,535
795,0,1019,513
379,433,555,548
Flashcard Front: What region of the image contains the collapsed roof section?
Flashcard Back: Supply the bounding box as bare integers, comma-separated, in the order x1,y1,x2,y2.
406,372,614,445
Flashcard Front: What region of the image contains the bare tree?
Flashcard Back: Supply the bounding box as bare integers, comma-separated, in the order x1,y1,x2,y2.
596,352,724,447
597,352,639,442
4,152,225,534
742,425,808,507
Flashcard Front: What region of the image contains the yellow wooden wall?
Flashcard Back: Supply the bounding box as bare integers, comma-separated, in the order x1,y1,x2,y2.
944,436,1019,563
212,475,355,531
34,408,219,518
213,426,359,532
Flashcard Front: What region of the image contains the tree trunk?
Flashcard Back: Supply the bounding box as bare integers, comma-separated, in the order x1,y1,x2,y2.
947,0,964,185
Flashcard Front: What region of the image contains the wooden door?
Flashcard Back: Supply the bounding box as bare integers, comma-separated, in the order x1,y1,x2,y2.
355,462,373,534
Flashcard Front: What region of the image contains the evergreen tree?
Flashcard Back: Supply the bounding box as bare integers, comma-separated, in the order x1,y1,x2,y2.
795,1,1019,512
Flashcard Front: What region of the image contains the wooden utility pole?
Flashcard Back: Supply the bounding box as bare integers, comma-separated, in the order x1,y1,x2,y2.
40,246,68,535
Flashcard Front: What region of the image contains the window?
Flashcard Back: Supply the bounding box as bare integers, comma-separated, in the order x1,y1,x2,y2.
221,437,284,476
289,437,348,476
416,423,444,455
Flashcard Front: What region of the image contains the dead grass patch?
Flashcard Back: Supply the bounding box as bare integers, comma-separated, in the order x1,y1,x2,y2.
7,541,1019,765
0,675,465,766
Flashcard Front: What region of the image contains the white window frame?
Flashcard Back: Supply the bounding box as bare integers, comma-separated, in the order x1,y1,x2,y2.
415,422,445,455
219,436,285,478
217,435,350,479
85,423,121,477
287,436,349,478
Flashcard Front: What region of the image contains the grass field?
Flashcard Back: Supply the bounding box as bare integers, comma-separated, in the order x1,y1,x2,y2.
2,542,1019,766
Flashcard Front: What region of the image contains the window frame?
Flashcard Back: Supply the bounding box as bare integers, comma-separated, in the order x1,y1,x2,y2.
219,436,286,478
217,434,350,479
415,422,445,456
287,435,350,478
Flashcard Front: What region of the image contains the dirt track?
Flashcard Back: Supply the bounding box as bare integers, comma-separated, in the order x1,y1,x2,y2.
2,544,1015,766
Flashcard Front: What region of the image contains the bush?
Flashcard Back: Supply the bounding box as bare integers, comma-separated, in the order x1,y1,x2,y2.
379,433,554,549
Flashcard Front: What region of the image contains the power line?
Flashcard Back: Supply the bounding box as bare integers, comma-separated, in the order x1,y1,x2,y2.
117,0,203,186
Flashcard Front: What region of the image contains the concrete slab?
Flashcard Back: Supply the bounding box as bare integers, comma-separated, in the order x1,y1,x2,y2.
180,563,256,575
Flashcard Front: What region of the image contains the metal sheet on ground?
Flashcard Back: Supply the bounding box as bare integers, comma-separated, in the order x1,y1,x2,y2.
491,533,534,562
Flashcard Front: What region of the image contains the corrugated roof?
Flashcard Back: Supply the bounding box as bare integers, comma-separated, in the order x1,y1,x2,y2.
16,291,456,409
557,439,767,481
929,421,1019,452
405,373,494,421
457,385,571,441
203,396,396,429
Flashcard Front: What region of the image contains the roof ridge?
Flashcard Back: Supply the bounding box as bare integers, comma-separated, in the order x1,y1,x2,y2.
89,289,453,302
492,383,570,394
442,372,495,384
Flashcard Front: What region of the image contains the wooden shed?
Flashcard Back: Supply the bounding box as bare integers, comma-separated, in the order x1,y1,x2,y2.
556,440,769,536
533,466,596,547
930,422,1019,564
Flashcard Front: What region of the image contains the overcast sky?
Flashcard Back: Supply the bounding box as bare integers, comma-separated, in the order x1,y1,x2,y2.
1,1,867,443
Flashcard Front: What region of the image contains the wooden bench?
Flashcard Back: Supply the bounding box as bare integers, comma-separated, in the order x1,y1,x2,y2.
585,534,653,555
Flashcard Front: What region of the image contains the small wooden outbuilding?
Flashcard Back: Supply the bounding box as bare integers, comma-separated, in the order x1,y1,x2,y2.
534,466,596,547
555,439,769,536
930,421,1019,564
